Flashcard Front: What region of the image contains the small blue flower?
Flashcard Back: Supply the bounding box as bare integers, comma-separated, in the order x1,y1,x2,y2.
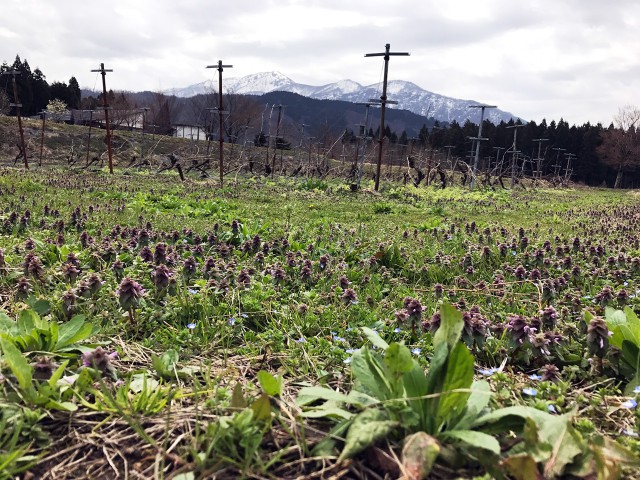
228,317,236,326
295,337,306,343
547,404,557,413
394,327,402,333
345,348,358,354
333,335,346,342
411,348,422,355
529,374,543,380
187,323,196,330
479,368,498,376
622,399,638,409
633,386,640,394
343,357,352,364
623,429,639,437
188,288,198,294
240,313,248,318
522,388,537,396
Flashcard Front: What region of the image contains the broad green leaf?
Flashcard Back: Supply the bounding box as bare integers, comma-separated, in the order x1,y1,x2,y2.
402,432,440,480
301,406,354,420
56,315,89,349
541,413,585,478
0,336,33,391
403,363,430,431
351,347,391,401
624,306,640,342
440,430,500,455
31,299,51,316
0,311,18,335
422,342,449,433
44,399,78,412
361,326,389,350
297,386,353,406
338,409,399,461
230,383,247,409
501,454,542,480
473,405,551,432
48,320,59,351
251,392,272,421
129,374,159,393
437,342,474,427
48,359,69,388
384,342,415,375
257,370,283,396
17,309,38,334
454,380,492,430
433,303,463,350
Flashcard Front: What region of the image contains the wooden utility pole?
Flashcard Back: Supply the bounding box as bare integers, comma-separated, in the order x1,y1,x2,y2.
365,43,409,191
139,107,149,160
532,138,548,178
91,63,114,173
2,70,29,169
468,105,496,189
271,104,285,174
84,110,94,166
206,60,232,186
506,124,525,187
39,110,46,166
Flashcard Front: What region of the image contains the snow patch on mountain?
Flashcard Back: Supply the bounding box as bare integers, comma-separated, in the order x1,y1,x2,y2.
170,72,522,124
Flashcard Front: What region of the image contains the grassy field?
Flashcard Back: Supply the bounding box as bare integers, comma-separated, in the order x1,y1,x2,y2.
1,165,640,479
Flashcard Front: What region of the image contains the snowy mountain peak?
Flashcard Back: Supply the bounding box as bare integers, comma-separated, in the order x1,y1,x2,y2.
170,71,522,124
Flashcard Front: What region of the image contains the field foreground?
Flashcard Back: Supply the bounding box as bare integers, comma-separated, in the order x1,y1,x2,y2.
1,167,640,479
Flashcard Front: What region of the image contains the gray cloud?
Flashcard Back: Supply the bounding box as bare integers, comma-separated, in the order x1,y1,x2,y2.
1,0,638,125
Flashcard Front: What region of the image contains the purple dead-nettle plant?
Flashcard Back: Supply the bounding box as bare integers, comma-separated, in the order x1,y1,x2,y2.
151,264,173,293
272,265,286,285
595,286,614,306
530,332,551,356
0,248,5,275
139,246,153,263
506,315,532,345
82,347,118,379
286,252,297,268
237,269,251,289
61,262,81,283
540,306,558,329
300,262,312,283
32,356,57,381
586,316,609,359
116,277,145,319
425,312,441,333
182,256,198,280
138,229,150,247
539,364,561,382
153,242,167,265
85,273,104,297
319,254,329,270
434,283,444,298
24,238,35,250
341,288,358,305
61,289,78,319
339,275,350,290
26,256,45,281
111,259,124,280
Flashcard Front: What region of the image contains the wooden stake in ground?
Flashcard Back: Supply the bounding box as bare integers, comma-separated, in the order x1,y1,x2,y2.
91,63,114,174
2,69,29,169
206,60,232,186
365,44,409,191
39,110,46,166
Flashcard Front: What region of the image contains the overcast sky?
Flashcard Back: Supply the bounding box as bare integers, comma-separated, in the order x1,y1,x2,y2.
1,0,638,125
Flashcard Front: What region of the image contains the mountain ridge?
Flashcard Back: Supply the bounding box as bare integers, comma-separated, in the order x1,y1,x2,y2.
167,71,522,125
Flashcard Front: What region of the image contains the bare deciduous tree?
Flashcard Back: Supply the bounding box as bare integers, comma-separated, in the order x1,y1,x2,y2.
597,105,640,188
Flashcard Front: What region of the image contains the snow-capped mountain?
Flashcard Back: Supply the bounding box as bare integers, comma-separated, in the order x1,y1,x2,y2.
169,72,522,125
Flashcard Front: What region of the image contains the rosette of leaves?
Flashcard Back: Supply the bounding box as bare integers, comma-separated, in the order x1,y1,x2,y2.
296,305,638,478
